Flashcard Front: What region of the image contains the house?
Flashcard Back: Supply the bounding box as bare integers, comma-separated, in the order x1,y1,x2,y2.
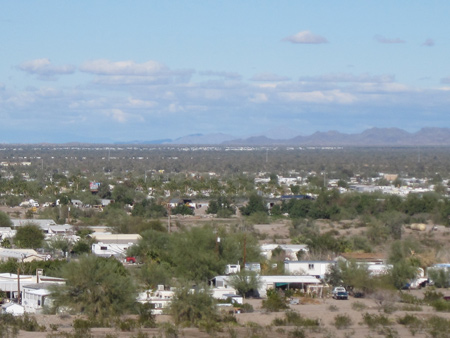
284,260,335,279
244,262,261,273
22,283,64,314
11,219,57,229
137,285,175,315
261,244,309,261
71,199,83,208
90,233,141,245
100,199,114,207
335,252,387,266
91,242,135,259
335,252,392,277
210,275,322,298
0,273,36,301
0,249,46,262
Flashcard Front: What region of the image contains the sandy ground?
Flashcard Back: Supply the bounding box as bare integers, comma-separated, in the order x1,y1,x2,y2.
10,289,450,338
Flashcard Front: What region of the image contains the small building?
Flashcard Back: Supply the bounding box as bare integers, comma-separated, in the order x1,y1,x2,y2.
21,283,54,314
225,264,240,275
261,244,309,261
137,286,175,315
91,242,135,259
71,200,83,208
210,275,322,298
335,252,387,266
0,249,46,263
284,260,335,278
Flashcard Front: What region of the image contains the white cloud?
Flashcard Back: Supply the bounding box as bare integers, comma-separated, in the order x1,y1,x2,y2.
105,108,144,123
354,82,410,93
422,38,435,47
18,58,75,78
80,59,193,86
283,31,328,44
127,98,157,108
374,35,405,44
250,73,291,82
298,73,394,83
279,90,356,104
249,93,268,103
199,71,242,80
80,59,167,75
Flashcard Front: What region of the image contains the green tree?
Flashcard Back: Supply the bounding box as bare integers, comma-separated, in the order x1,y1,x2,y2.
240,194,267,216
169,285,219,327
0,211,12,227
50,255,136,319
14,224,44,249
228,270,261,298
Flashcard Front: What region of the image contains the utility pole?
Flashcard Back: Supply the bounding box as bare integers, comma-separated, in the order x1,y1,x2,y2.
17,266,21,304
243,234,247,268
167,204,171,233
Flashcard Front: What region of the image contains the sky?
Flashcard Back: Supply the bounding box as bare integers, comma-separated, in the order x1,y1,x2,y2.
1,1,450,143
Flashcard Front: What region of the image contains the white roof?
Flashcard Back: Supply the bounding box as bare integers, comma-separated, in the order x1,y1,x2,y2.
92,233,141,242
11,219,56,227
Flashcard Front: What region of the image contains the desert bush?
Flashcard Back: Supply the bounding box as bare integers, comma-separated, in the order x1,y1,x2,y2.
272,311,319,327
351,301,366,311
333,314,352,329
430,299,450,312
399,292,422,305
262,289,288,312
362,313,391,329
328,305,339,312
397,314,424,335
115,318,138,331
376,326,399,338
240,303,254,313
423,289,444,303
425,316,450,338
381,302,398,314
288,327,306,338
401,304,423,311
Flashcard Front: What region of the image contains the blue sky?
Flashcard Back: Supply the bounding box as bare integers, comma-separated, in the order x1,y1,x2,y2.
1,1,449,143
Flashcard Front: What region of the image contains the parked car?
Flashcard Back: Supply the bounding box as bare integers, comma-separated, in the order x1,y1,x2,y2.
332,287,348,300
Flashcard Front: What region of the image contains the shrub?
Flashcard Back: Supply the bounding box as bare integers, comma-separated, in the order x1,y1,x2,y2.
423,289,444,303
328,305,339,312
272,311,319,327
430,299,450,312
262,289,288,312
425,316,450,338
115,318,138,331
399,292,422,305
288,327,306,338
362,313,391,329
334,314,352,329
401,304,423,311
351,301,366,311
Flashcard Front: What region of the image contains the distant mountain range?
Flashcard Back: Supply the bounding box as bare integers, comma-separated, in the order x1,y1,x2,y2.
120,127,450,146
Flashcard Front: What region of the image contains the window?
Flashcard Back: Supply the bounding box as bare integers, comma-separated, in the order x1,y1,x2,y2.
308,264,314,270
101,246,107,250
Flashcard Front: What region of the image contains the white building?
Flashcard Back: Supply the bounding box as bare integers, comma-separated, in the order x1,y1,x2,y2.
137,286,175,315
261,244,309,261
91,242,133,259
284,260,335,278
